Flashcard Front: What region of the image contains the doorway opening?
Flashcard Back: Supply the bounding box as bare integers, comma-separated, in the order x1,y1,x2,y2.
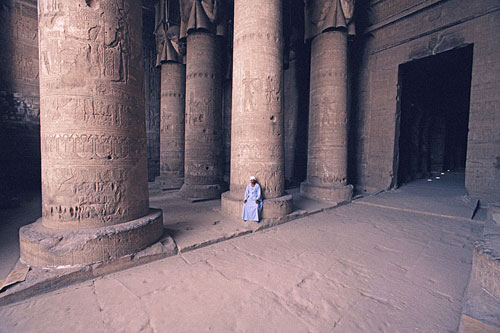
396,45,473,187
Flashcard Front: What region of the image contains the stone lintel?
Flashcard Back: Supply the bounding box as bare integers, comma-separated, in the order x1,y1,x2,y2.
300,182,353,204
221,191,293,220
19,209,164,267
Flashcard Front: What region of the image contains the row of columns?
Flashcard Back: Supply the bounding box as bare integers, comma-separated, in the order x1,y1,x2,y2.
19,0,355,268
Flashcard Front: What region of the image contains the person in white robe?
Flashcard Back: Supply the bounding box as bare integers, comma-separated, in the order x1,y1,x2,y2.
242,176,263,222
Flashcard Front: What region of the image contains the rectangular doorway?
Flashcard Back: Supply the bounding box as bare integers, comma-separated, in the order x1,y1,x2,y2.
395,45,474,187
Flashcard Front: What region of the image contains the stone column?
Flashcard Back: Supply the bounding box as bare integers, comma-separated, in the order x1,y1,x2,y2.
300,0,355,202
178,0,226,199
221,0,293,219
19,0,163,267
157,62,186,189
284,57,300,183
154,23,186,190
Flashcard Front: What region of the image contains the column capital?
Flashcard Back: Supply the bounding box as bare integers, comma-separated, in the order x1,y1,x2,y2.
179,0,229,39
304,0,356,40
155,24,185,66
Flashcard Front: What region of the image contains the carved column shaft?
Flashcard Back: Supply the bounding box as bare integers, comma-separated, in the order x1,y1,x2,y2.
158,62,186,189
221,0,293,219
179,31,224,198
19,0,163,267
284,58,300,182
300,30,353,202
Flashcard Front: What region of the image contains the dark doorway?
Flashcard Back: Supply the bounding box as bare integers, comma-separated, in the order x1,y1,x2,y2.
396,45,473,187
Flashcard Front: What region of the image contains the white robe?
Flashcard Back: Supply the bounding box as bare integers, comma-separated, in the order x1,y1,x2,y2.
242,183,262,222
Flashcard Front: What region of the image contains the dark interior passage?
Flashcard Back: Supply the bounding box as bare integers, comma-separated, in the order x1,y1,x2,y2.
397,45,473,186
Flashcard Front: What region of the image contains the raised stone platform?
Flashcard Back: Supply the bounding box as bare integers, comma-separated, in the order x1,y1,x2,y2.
0,232,177,307
300,181,353,203
1,188,336,306
179,183,226,200
19,209,164,267
459,202,500,332
221,191,293,219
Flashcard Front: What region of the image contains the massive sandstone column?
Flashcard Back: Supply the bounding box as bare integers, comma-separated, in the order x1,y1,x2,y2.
178,0,226,199
19,0,163,267
155,22,186,189
221,0,293,219
300,0,355,202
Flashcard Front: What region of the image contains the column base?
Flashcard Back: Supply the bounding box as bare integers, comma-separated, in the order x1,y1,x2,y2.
300,182,353,203
19,209,164,267
178,183,226,200
155,175,184,190
221,191,293,220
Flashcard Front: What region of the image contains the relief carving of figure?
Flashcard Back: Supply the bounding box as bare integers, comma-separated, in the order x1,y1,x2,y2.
304,0,356,40
103,0,131,83
179,0,227,39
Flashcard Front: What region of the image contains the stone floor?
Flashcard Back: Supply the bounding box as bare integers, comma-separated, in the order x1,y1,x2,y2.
0,172,487,332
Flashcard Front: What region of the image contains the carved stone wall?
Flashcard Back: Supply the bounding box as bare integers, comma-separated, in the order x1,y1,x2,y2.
0,0,40,201
353,0,500,202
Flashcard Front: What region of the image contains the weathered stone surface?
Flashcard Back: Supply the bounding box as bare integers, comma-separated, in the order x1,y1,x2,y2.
158,62,186,189
304,0,356,40
301,182,353,203
1,181,480,331
301,30,352,203
144,10,162,182
179,31,224,199
18,0,163,267
221,192,293,220
221,0,292,218
37,0,149,229
0,0,41,200
0,230,177,306
19,209,164,267
284,59,299,182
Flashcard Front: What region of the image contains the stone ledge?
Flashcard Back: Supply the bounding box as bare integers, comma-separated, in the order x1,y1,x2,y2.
221,191,293,219
2,192,340,306
300,182,353,203
459,209,500,332
155,175,184,190
179,183,226,200
0,233,177,307
20,209,164,267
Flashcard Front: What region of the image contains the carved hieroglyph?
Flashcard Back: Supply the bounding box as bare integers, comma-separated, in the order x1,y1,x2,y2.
221,0,292,219
19,0,163,267
159,62,186,188
37,0,149,229
179,31,224,198
178,0,225,199
301,29,353,202
308,30,348,186
154,12,186,188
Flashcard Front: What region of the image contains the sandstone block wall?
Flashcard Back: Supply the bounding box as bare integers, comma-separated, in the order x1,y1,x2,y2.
352,0,500,203
0,0,40,200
